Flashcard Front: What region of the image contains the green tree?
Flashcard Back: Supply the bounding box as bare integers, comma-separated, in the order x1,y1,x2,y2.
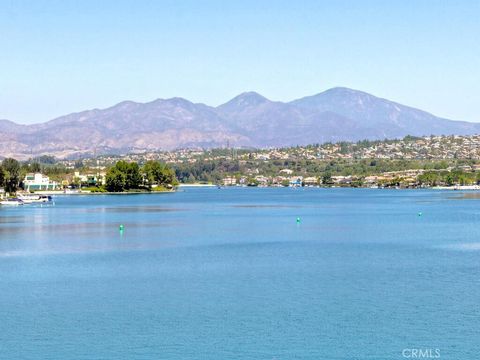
418,171,439,186
2,158,21,193
104,161,144,192
0,164,5,189
321,172,333,185
351,178,364,187
74,160,84,169
125,162,142,189
247,177,259,186
143,160,163,187
35,155,57,164
30,162,41,173
105,167,126,192
445,172,460,186
143,160,177,187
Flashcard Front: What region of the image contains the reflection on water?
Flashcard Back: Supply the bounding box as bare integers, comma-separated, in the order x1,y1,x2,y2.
0,216,182,256
232,204,303,208
1,188,480,256
0,216,29,224
439,242,480,251
0,196,189,255
80,205,187,213
448,192,480,200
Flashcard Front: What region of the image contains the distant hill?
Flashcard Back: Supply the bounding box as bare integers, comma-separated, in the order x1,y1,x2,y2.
1,87,479,159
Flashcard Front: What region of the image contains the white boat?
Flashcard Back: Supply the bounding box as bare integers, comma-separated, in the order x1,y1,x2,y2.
17,194,52,203
64,189,80,194
0,198,24,206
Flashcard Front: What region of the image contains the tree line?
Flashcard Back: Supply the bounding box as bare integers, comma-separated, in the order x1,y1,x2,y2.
417,170,480,186
171,157,469,184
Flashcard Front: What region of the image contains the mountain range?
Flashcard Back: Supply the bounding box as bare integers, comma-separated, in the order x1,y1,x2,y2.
1,87,479,159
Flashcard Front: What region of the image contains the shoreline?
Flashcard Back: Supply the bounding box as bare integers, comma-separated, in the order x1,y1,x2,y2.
22,185,480,196
177,183,216,187
28,189,176,196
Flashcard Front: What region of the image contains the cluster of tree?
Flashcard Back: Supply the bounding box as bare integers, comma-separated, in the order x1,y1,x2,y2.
173,159,241,183
417,170,480,186
0,158,21,193
170,157,468,184
105,160,177,192
32,155,57,165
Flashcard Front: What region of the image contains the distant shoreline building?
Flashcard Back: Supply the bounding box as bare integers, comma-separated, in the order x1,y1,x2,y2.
23,173,58,191
73,171,106,187
222,176,237,186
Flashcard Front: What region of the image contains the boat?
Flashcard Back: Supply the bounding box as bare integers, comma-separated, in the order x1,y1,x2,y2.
64,188,80,194
17,194,52,203
0,198,24,206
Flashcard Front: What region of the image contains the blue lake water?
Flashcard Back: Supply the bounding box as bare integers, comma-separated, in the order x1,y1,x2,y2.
1,187,479,359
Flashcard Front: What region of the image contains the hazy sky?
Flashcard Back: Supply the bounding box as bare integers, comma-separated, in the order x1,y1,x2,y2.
1,0,479,124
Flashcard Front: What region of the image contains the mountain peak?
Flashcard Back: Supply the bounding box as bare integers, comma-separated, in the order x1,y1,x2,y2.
238,91,267,99
291,87,384,109
324,86,357,94
110,100,140,110
313,87,376,100
146,97,198,108
219,91,270,109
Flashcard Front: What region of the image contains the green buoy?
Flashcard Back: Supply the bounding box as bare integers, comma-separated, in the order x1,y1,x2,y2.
418,212,422,217
296,217,301,224
119,224,125,231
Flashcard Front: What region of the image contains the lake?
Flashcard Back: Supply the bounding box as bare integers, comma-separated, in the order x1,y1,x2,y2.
0,188,479,359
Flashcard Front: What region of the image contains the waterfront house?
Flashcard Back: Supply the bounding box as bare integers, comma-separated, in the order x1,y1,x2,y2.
303,177,319,186
364,176,379,185
272,176,288,185
254,175,270,185
332,176,353,185
23,173,58,191
289,177,303,187
222,176,237,186
73,171,106,187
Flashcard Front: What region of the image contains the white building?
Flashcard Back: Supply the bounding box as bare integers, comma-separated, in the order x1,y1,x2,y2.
24,173,58,191
74,171,106,186
303,177,319,186
254,175,270,185
222,176,237,186
279,169,293,175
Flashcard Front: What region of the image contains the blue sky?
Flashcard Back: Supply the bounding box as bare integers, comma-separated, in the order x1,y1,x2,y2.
1,0,479,124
